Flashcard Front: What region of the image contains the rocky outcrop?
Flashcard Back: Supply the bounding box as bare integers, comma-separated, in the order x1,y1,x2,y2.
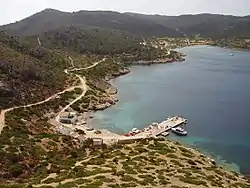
111,68,130,77
105,86,117,95
94,103,112,110
92,95,118,111
133,57,185,65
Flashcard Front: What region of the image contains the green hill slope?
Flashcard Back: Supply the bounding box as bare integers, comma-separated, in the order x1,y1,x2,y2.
2,9,250,39
1,9,180,37
26,26,142,55
0,31,68,109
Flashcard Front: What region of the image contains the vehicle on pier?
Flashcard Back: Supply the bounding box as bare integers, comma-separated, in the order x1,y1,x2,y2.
161,132,169,137
171,127,187,136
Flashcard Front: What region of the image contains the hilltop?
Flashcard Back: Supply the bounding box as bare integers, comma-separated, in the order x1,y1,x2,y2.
1,9,179,38
1,9,250,39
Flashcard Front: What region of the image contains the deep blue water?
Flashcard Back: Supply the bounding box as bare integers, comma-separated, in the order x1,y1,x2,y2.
92,45,250,175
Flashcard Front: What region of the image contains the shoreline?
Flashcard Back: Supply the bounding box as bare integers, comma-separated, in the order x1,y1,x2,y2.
80,54,246,175
57,59,185,144
83,59,181,129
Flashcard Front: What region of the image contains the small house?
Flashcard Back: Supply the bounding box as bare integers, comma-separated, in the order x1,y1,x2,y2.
92,138,103,147
59,112,76,124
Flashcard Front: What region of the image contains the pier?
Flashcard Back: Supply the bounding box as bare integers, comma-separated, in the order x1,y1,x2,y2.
129,116,187,138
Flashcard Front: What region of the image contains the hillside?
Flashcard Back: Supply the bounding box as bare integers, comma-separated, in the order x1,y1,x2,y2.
1,9,250,39
0,26,178,110
0,31,69,109
26,26,142,55
1,8,250,188
1,9,180,37
126,13,250,38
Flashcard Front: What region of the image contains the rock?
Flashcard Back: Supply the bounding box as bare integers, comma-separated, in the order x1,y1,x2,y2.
211,159,216,166
111,68,130,77
119,68,130,75
105,96,118,105
199,154,205,158
95,103,111,110
105,86,118,95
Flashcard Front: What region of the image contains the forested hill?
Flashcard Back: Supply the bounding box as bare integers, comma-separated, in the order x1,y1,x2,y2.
26,26,143,55
0,31,68,109
1,9,180,37
126,13,250,38
1,9,250,39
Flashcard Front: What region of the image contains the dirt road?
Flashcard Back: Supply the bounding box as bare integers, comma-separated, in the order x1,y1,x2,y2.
0,57,105,134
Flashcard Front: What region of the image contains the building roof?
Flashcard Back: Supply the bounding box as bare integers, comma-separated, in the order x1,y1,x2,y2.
92,138,103,142
60,112,70,118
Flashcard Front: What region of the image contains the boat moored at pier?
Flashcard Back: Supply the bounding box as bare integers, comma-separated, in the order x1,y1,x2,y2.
171,127,187,136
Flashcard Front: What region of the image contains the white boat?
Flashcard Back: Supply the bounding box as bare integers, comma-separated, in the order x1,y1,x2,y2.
161,132,169,137
131,128,140,134
152,122,158,126
230,53,234,56
171,127,187,136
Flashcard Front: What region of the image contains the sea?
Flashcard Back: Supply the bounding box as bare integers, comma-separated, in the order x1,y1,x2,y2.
92,45,250,176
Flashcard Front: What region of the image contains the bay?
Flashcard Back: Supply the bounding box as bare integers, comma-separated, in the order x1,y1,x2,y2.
92,45,250,175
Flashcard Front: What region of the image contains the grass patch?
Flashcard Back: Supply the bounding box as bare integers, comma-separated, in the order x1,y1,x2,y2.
120,183,138,187
167,153,179,158
74,178,92,185
121,175,138,182
179,176,207,186
231,182,250,188
170,159,185,167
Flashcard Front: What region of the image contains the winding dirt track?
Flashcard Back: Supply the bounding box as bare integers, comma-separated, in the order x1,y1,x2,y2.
0,57,105,134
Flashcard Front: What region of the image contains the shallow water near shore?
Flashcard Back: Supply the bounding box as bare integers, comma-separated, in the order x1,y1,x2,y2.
92,45,250,175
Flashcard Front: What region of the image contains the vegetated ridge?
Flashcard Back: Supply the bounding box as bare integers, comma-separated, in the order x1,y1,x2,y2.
1,9,250,38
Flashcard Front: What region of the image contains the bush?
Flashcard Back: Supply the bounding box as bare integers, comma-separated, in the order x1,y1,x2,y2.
121,175,137,182
170,159,185,167
179,176,207,186
187,159,196,166
9,163,25,178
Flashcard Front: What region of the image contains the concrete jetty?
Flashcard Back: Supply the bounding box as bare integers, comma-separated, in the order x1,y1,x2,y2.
134,116,187,138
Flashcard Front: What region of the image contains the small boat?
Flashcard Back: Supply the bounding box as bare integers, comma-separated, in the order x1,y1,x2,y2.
86,128,94,131
184,119,188,124
152,122,158,126
171,127,187,136
230,53,234,56
131,128,140,134
161,132,169,137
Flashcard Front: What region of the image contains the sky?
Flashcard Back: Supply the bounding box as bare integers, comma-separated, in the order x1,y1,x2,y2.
1,0,250,25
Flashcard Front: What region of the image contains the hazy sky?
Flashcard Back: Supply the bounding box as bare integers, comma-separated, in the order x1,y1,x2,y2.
1,0,250,25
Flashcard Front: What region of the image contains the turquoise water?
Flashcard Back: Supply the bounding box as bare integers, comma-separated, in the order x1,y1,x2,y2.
92,45,250,175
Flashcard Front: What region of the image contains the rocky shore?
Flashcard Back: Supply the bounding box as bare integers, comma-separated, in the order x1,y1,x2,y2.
133,57,185,65
83,68,130,112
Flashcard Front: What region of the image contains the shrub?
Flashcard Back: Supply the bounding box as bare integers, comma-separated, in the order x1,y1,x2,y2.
167,154,178,158
9,163,25,178
121,175,137,182
179,176,207,186
170,159,185,167
120,183,137,187
187,159,196,166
